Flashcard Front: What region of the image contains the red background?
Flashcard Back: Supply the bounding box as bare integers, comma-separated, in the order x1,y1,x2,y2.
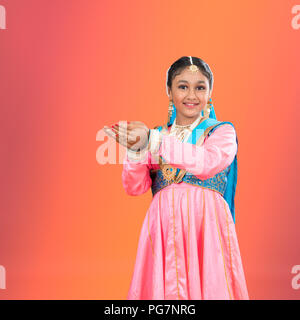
0,0,300,299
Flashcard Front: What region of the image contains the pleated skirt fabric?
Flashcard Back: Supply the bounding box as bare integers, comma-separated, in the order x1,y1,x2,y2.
127,182,249,300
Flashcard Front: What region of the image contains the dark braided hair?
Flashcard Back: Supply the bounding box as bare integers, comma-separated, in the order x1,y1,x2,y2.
167,56,214,92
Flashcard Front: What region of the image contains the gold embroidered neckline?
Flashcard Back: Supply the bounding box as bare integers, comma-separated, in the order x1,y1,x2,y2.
170,114,202,141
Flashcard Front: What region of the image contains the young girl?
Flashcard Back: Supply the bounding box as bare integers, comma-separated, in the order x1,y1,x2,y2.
104,56,249,300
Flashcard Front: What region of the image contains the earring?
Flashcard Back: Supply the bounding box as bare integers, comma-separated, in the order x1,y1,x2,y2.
203,98,213,118
167,100,173,124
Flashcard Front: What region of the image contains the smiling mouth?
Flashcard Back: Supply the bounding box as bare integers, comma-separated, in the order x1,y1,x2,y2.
183,103,199,107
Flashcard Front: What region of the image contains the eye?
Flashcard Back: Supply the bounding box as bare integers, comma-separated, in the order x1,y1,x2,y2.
178,85,206,90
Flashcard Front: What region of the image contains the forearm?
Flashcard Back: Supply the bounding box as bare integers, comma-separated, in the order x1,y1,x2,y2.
151,124,237,179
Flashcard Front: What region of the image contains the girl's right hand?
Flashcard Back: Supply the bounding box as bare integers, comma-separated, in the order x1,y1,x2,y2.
103,121,150,152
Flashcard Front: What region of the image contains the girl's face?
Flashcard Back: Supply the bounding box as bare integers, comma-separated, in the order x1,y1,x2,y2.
168,67,212,125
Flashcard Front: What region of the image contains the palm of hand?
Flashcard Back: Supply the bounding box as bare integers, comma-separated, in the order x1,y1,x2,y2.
103,121,150,151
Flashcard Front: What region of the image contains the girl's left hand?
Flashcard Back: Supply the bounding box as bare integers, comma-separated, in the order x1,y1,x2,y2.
103,121,150,151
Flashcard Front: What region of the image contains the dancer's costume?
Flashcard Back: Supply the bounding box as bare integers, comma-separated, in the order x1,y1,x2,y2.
122,71,249,300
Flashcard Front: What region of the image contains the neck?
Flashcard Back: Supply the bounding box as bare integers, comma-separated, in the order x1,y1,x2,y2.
175,113,202,126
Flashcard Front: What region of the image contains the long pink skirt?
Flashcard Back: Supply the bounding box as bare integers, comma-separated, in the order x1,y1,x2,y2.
127,182,249,300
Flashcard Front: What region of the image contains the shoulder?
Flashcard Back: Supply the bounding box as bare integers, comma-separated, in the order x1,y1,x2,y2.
152,124,170,133
209,121,236,136
205,121,237,145
153,124,167,130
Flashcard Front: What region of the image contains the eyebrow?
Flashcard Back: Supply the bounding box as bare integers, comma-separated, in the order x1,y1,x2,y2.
177,80,206,84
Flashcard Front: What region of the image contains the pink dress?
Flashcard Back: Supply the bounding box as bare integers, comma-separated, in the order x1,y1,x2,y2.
122,123,249,300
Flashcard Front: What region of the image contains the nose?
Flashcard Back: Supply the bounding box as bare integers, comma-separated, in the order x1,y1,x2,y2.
186,88,198,99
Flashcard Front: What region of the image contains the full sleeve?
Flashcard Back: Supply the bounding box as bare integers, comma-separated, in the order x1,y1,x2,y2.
157,124,237,180
121,148,152,196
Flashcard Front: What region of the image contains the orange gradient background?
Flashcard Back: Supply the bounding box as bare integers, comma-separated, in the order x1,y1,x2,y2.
0,0,300,299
